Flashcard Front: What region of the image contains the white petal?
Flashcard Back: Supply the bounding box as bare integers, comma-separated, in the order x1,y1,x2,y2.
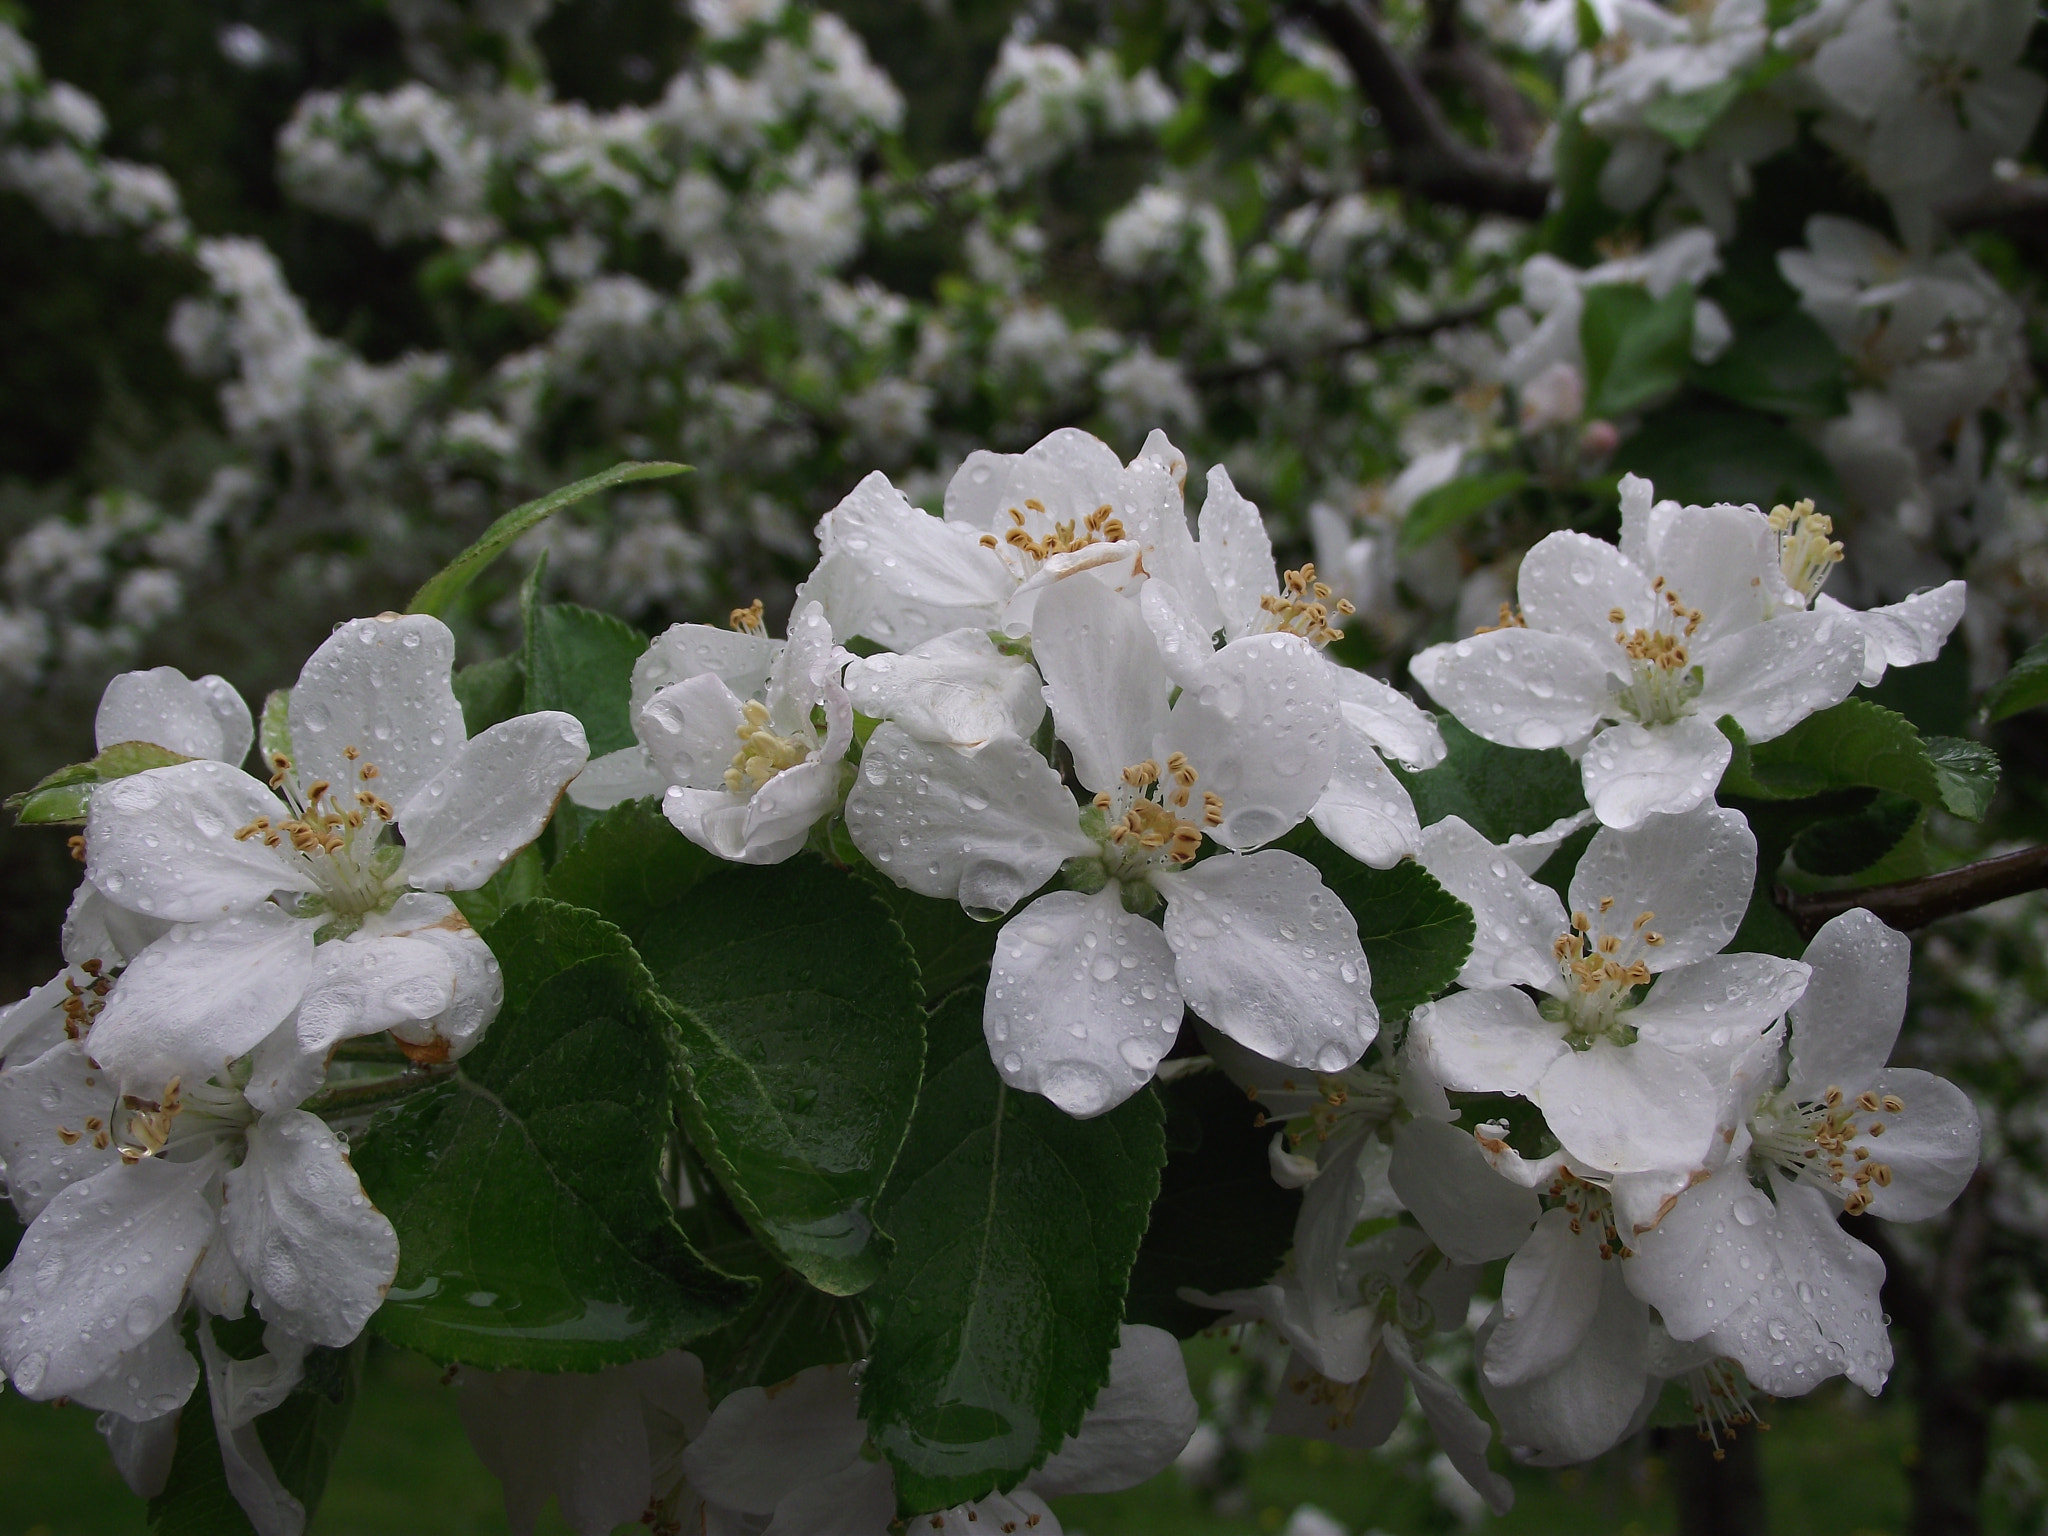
64,880,173,970
99,1407,184,1498
798,470,1013,650
1536,1041,1720,1175
1408,629,1614,752
1309,729,1421,868
1139,579,1224,689
1386,1331,1514,1515
635,622,780,711
1333,668,1444,771
222,1109,397,1347
710,754,844,864
1715,1178,1889,1396
458,1366,655,1536
289,613,466,814
681,1364,865,1516
1165,634,1341,850
97,667,226,760
843,629,1046,749
641,673,748,791
947,1491,1062,1536
194,675,256,770
1479,1263,1652,1466
1195,464,1278,640
1030,1323,1199,1497
765,602,845,733
844,724,1091,917
1265,1345,1405,1446
87,908,318,1093
194,1319,306,1536
363,894,501,1058
766,1457,897,1536
1032,576,1172,793
1004,544,1146,636
1789,907,1909,1098
1693,607,1864,743
244,934,459,1113
0,1039,120,1220
85,761,311,921
0,1153,216,1400
1858,1067,1979,1222
1482,1207,1603,1387
1626,954,1809,1072
1387,1117,1539,1265
566,745,664,810
1568,804,1754,971
947,428,1127,529
1158,852,1375,1073
1641,504,1782,643
1625,1167,1777,1341
190,1222,250,1321
1410,989,1566,1098
1416,816,1568,991
68,1316,198,1422
1579,717,1732,829
985,889,1183,1118
397,711,587,892
0,974,75,1074
1820,581,1964,686
1517,531,1654,641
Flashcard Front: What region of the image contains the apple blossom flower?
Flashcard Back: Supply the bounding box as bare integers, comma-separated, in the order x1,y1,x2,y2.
1411,805,1809,1181
1629,909,1980,1396
846,574,1369,1116
1409,476,1871,827
76,613,582,1097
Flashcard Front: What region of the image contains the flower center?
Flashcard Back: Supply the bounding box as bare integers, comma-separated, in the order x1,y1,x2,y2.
1609,579,1706,725
1544,900,1660,1041
976,499,1126,565
1771,499,1843,605
1090,754,1222,878
1256,1064,1403,1147
236,746,400,917
723,698,811,795
1258,563,1355,646
1750,1083,1902,1216
1541,1166,1634,1259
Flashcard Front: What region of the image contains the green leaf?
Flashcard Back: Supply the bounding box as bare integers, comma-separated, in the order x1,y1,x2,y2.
352,900,752,1368
522,597,649,756
1124,1070,1300,1337
545,795,718,935
1727,885,1806,960
1278,828,1475,1016
861,990,1166,1512
857,866,1003,1000
632,858,926,1295
1614,405,1840,511
1582,282,1694,417
1983,632,2048,722
1641,75,1746,149
1692,309,1847,417
150,1324,363,1536
1789,792,1921,877
692,1270,873,1401
407,461,689,618
1398,471,1529,552
453,655,527,737
6,741,192,825
1926,736,2000,820
447,842,545,931
1390,716,1588,844
1719,702,1998,820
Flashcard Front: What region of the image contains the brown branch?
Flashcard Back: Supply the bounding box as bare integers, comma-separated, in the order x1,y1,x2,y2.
1776,845,2048,940
1946,175,2048,235
1417,0,1542,159
1193,296,1502,385
1291,0,1551,219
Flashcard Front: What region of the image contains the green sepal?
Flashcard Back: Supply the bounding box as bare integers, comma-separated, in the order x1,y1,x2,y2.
6,740,192,825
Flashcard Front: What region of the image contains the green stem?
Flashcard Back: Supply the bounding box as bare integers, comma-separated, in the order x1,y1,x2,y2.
303,1065,452,1120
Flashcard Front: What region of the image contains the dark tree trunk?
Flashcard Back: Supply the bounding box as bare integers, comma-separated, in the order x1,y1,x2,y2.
1665,1425,1769,1536
1909,1348,1990,1536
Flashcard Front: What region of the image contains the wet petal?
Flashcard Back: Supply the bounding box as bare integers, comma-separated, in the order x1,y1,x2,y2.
1858,1067,1979,1222
1158,852,1376,1073
1627,954,1810,1075
222,1109,398,1348
565,745,664,811
843,629,1047,749
985,889,1183,1118
1388,1118,1540,1266
1194,464,1278,640
1788,907,1909,1099
1387,1332,1514,1515
1164,633,1340,850
1516,531,1654,641
1483,1207,1603,1387
1030,1324,1199,1497
1579,717,1732,830
1568,803,1754,971
1309,727,1421,869
290,613,466,814
1625,1166,1778,1340
844,724,1092,917
1033,576,1172,794
86,761,310,922
0,1039,120,1221
1333,667,1444,771
1480,1263,1652,1467
1693,607,1864,743
96,667,228,760
68,1316,198,1423
641,673,748,792
1536,1040,1719,1175
634,622,780,712
365,894,502,1060
1408,629,1614,752
1416,816,1568,991
1410,988,1566,1098
398,711,589,892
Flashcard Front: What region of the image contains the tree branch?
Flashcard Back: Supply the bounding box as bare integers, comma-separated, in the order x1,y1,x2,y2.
1193,296,1502,385
1776,844,2048,940
1417,0,1543,160
1291,0,1551,219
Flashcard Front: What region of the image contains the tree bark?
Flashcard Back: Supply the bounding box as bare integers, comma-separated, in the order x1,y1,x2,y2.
1665,1425,1769,1536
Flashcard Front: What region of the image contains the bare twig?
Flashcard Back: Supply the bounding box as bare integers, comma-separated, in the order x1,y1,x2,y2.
1776,844,2048,939
1291,0,1551,218
1417,0,1543,159
1194,296,1502,385
1947,175,2048,235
